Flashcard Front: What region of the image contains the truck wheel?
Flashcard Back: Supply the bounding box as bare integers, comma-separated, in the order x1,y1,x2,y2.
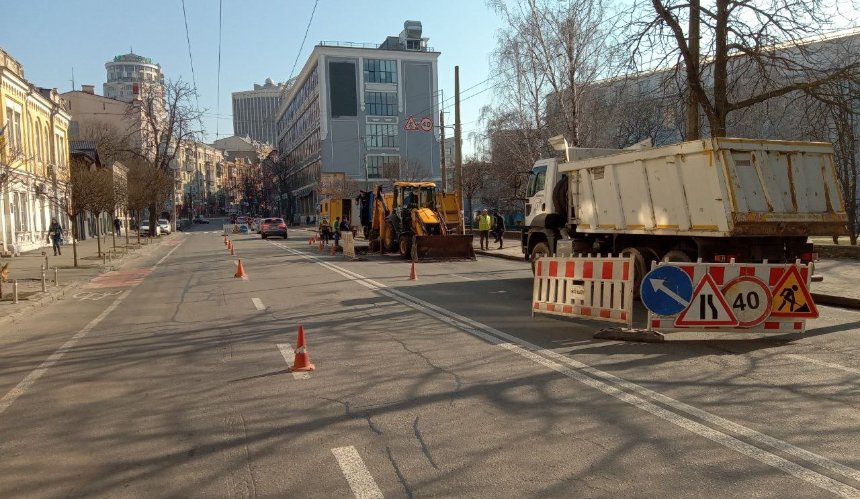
530,241,552,273
620,247,658,299
399,236,412,259
662,249,693,262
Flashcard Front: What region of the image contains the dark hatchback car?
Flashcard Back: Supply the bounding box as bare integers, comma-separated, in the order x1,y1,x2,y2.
260,218,288,239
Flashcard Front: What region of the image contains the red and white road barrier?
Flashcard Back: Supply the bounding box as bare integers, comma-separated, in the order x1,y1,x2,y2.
532,255,634,328
645,261,816,334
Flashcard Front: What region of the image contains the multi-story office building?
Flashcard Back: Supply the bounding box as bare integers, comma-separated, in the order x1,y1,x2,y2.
103,52,164,102
232,78,285,147
274,20,440,221
0,47,72,254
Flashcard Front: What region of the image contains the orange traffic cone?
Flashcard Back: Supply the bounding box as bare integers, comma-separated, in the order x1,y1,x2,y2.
330,244,336,255
319,241,324,253
224,235,228,245
230,245,235,256
234,259,248,279
290,325,315,372
409,261,418,280
308,237,313,245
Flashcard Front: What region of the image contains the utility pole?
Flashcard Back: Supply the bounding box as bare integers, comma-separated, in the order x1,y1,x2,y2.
454,66,463,234
685,0,701,140
439,109,447,192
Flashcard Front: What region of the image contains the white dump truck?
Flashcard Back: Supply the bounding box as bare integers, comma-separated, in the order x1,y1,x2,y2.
522,137,847,288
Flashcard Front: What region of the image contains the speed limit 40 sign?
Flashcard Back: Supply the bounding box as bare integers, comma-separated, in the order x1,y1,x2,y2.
721,276,773,327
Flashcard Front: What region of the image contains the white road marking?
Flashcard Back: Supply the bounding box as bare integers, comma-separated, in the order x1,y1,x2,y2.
276,243,860,497
0,289,131,416
450,273,476,281
277,344,311,380
785,354,860,375
252,298,265,310
0,239,185,417
331,446,384,499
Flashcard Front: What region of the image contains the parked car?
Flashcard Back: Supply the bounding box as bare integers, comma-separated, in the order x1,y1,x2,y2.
260,218,288,239
157,218,171,234
193,215,210,224
139,222,161,236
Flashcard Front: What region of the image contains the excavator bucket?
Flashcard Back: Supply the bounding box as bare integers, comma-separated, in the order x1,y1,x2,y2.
412,234,476,261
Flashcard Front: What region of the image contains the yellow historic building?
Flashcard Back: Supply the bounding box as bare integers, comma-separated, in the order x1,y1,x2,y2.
0,47,71,255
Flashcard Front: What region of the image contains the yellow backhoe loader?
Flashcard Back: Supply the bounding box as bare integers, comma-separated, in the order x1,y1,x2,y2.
369,182,475,261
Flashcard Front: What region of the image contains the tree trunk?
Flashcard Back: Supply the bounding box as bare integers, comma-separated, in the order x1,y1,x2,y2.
149,203,158,239
95,212,102,257
71,214,79,268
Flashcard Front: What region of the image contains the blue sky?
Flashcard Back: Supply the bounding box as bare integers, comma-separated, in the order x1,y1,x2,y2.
0,0,503,152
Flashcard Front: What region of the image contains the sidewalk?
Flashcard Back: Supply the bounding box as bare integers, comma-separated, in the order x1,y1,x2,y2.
0,232,166,326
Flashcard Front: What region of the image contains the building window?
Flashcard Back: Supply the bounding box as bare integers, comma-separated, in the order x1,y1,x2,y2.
366,124,398,148
367,155,400,179
364,59,397,84
4,105,22,152
365,92,397,116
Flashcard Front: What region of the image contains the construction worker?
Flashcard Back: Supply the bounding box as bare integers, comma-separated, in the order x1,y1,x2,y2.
477,209,492,250
333,217,341,247
320,218,331,245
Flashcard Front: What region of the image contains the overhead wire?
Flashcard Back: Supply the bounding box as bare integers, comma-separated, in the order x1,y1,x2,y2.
215,0,223,139
287,0,320,82
180,0,201,111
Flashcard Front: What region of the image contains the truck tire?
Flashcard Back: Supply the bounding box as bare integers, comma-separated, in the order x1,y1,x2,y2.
621,247,658,299
399,236,412,259
662,249,693,262
530,241,552,273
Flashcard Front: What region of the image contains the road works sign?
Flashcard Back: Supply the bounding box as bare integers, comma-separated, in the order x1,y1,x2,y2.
644,261,817,334
770,266,818,318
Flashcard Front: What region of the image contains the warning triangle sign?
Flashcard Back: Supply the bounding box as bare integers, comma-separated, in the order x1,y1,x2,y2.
404,115,418,131
770,266,818,318
674,274,739,327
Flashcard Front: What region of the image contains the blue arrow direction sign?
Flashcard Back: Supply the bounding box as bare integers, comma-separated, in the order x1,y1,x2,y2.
641,265,694,316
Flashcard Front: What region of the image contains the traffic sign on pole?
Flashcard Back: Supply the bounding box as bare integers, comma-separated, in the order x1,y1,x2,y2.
674,274,738,327
641,265,693,316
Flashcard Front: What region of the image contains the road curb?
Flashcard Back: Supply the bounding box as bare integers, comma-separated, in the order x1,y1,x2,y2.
474,250,524,262
811,293,860,309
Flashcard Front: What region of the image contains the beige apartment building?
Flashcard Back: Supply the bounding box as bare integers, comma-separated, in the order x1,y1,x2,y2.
0,47,72,255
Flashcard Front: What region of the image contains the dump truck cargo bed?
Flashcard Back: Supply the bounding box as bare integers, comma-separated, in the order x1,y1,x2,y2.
567,138,847,237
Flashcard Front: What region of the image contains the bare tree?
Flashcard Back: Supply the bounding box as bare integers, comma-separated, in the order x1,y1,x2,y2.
126,79,204,230
624,0,860,138
126,158,171,243
462,159,489,229
490,0,615,147
798,82,859,244
88,169,115,258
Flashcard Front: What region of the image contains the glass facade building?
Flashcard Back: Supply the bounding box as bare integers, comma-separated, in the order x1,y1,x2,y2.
231,78,285,147
274,20,440,223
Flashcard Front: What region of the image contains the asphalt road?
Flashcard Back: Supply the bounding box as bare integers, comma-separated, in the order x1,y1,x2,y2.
0,221,858,498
